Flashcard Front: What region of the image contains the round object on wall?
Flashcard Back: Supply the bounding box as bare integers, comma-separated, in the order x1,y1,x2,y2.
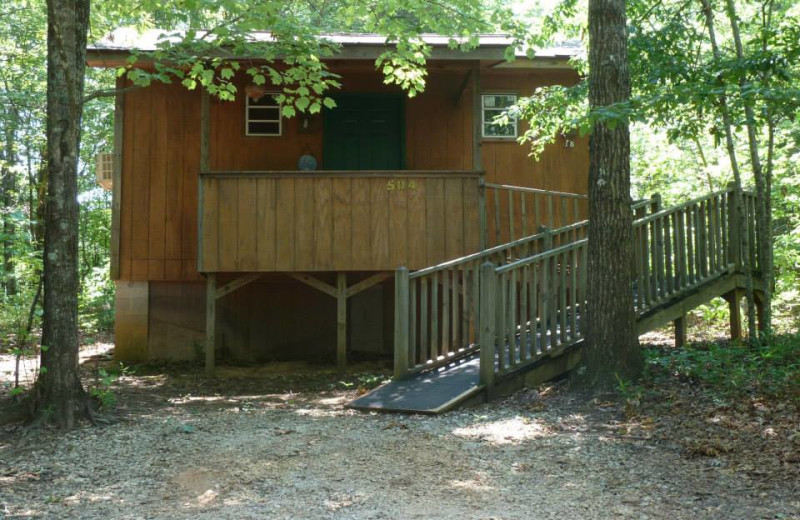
298,154,318,171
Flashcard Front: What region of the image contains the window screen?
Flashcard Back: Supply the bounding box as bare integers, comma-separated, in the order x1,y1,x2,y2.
482,94,518,139
246,95,282,136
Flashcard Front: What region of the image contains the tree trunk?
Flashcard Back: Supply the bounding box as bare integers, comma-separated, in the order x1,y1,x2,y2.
583,0,643,387
699,0,757,341
2,122,17,296
32,0,92,429
725,0,772,337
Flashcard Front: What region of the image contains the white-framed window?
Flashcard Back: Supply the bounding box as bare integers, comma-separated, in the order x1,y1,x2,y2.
246,94,282,136
482,93,518,139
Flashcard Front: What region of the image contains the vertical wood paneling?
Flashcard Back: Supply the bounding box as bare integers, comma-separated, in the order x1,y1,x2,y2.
294,178,315,270
444,178,464,259
148,86,168,278
332,178,352,269
182,90,200,267
275,178,296,270
388,182,409,269
218,178,239,269
351,178,371,270
119,86,135,280
313,178,333,270
201,178,219,271
426,178,445,265
256,178,277,271
237,178,258,271
407,179,427,267
462,179,480,254
118,69,590,282
130,86,151,264
370,178,389,268
164,86,184,262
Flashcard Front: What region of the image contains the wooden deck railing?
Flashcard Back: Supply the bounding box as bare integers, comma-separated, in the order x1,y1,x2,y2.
394,186,759,386
485,183,588,247
198,170,482,272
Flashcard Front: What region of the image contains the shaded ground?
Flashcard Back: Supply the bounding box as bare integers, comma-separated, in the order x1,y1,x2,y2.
0,340,798,520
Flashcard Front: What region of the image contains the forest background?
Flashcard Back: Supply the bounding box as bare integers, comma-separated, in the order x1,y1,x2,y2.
0,0,797,391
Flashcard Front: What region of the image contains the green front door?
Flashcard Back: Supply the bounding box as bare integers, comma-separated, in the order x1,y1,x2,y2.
323,94,404,170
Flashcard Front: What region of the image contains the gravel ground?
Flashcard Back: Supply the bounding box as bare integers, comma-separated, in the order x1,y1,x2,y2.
0,352,797,519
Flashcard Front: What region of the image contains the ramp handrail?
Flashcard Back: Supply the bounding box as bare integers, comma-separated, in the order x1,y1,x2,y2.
477,186,757,387
394,187,699,381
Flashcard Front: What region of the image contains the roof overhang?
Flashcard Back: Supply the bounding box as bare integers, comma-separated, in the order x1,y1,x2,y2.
87,29,581,70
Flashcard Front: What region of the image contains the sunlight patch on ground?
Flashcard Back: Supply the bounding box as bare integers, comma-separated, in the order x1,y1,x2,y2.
451,416,551,444
448,471,497,493
314,395,348,406
294,407,349,418
63,491,114,505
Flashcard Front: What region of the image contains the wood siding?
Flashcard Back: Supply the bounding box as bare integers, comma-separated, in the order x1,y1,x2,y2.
199,172,481,272
115,63,588,281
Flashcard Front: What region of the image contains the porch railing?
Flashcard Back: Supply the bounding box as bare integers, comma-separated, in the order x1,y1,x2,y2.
485,183,588,247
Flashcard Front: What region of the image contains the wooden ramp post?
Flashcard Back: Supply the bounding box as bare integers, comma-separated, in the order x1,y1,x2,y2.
674,314,688,347
479,262,496,390
394,267,410,379
724,289,744,341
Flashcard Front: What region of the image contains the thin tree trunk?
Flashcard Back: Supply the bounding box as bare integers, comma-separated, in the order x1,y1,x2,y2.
582,0,643,387
2,122,17,296
699,0,757,341
724,0,771,337
691,136,715,192
32,0,93,429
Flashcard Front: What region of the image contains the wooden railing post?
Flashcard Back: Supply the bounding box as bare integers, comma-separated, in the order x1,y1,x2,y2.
479,262,496,389
726,183,741,271
651,192,662,214
394,267,410,379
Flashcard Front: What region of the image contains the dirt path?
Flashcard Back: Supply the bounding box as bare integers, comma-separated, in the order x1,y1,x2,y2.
0,353,797,519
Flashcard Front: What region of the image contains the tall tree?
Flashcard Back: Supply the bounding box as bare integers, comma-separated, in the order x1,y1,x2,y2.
583,0,643,386
32,0,93,428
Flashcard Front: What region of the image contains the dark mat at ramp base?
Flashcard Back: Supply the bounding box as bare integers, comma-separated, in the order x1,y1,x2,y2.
347,355,482,413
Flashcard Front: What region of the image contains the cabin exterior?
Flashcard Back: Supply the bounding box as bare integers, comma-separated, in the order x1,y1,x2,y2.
88,32,589,369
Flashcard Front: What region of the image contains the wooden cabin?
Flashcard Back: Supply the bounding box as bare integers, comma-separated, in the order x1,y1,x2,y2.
87,31,589,369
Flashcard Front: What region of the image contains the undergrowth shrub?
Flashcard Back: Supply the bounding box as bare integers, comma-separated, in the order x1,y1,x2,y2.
643,334,800,400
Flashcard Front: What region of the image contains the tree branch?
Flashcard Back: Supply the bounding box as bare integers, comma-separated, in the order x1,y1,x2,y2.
81,84,143,105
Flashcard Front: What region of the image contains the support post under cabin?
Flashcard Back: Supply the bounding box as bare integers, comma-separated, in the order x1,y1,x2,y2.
337,272,347,373
205,273,216,376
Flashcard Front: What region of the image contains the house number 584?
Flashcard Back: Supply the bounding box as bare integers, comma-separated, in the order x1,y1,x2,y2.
387,180,416,191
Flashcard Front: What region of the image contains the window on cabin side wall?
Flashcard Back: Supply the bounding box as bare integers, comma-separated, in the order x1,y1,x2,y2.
246,95,282,136
481,94,517,139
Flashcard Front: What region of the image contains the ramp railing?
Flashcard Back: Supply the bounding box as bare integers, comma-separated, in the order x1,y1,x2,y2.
393,185,745,384
476,186,758,388
394,221,587,378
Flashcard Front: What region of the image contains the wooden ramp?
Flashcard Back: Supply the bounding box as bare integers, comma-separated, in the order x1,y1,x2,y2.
348,187,763,415
347,355,483,414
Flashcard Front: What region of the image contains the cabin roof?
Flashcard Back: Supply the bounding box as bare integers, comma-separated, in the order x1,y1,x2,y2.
87,28,582,68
